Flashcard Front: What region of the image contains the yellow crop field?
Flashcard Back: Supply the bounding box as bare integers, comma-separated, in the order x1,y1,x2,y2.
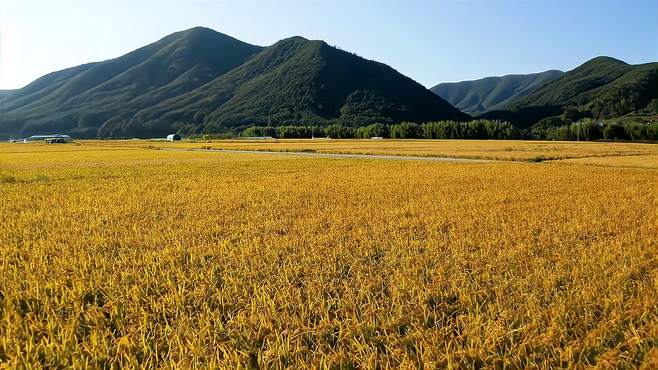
553,154,658,169
1,142,657,368
89,138,658,164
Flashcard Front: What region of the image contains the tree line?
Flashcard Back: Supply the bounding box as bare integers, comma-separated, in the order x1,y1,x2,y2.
239,119,658,141
539,119,658,141
241,120,521,140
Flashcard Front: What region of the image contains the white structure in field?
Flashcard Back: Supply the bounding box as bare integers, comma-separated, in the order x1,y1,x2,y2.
166,134,182,141
23,134,73,143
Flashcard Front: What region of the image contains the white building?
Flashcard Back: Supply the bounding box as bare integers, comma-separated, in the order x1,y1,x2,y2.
23,135,73,143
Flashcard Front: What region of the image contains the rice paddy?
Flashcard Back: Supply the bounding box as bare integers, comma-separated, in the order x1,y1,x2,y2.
1,140,656,368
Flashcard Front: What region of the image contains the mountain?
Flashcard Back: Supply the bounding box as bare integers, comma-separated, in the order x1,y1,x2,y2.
0,28,467,139
482,57,658,127
106,36,467,137
0,27,263,138
431,70,564,115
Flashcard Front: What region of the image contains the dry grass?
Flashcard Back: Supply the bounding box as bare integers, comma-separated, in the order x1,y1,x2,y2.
87,138,658,164
1,142,657,368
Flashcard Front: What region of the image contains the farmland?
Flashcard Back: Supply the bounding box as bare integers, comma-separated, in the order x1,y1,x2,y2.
91,138,658,165
1,141,657,368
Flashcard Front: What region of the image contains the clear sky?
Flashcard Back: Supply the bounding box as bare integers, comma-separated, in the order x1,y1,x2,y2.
0,0,656,90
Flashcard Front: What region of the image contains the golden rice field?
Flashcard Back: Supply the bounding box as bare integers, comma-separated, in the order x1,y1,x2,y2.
1,141,657,368
88,138,658,165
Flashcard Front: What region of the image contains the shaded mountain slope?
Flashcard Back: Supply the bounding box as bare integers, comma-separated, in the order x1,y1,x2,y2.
431,70,564,115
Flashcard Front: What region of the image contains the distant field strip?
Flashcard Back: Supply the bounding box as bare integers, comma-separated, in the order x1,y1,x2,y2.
89,139,658,166
1,142,657,368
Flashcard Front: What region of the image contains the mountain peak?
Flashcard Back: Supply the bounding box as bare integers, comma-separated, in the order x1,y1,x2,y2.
181,25,216,33
583,56,629,66
273,36,313,47
167,26,254,46
286,35,310,41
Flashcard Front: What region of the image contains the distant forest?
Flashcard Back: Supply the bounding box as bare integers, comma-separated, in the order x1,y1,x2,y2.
236,119,658,141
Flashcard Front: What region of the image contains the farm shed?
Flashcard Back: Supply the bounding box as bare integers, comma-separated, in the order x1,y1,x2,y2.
167,134,181,141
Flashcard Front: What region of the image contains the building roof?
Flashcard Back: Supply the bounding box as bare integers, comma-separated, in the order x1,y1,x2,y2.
29,134,72,139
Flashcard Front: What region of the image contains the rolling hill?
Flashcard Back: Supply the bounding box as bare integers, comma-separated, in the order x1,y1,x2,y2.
0,28,467,139
431,70,564,115
482,57,658,127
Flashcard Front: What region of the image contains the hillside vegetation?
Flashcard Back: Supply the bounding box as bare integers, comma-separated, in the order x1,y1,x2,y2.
431,70,564,115
482,57,658,128
0,29,465,139
118,37,467,136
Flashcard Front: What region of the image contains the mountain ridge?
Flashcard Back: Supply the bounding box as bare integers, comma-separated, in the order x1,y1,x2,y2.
100,35,467,137
482,56,658,127
431,70,565,115
0,27,466,138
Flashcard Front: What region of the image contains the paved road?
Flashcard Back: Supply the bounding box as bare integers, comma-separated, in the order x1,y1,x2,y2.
161,147,497,163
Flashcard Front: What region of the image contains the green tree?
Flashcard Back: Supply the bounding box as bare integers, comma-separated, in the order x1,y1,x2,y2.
390,122,422,139
325,124,354,139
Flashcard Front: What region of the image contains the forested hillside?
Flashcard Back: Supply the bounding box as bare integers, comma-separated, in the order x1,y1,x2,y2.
0,28,465,139
431,70,564,115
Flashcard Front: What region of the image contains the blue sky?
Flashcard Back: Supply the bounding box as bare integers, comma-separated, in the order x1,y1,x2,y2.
0,0,656,89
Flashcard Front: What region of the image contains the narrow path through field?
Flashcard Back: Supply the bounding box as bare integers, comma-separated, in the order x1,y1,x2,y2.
159,147,499,163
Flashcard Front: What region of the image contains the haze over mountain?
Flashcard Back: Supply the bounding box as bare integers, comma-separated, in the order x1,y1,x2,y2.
0,27,466,139
482,57,658,127
431,70,564,115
